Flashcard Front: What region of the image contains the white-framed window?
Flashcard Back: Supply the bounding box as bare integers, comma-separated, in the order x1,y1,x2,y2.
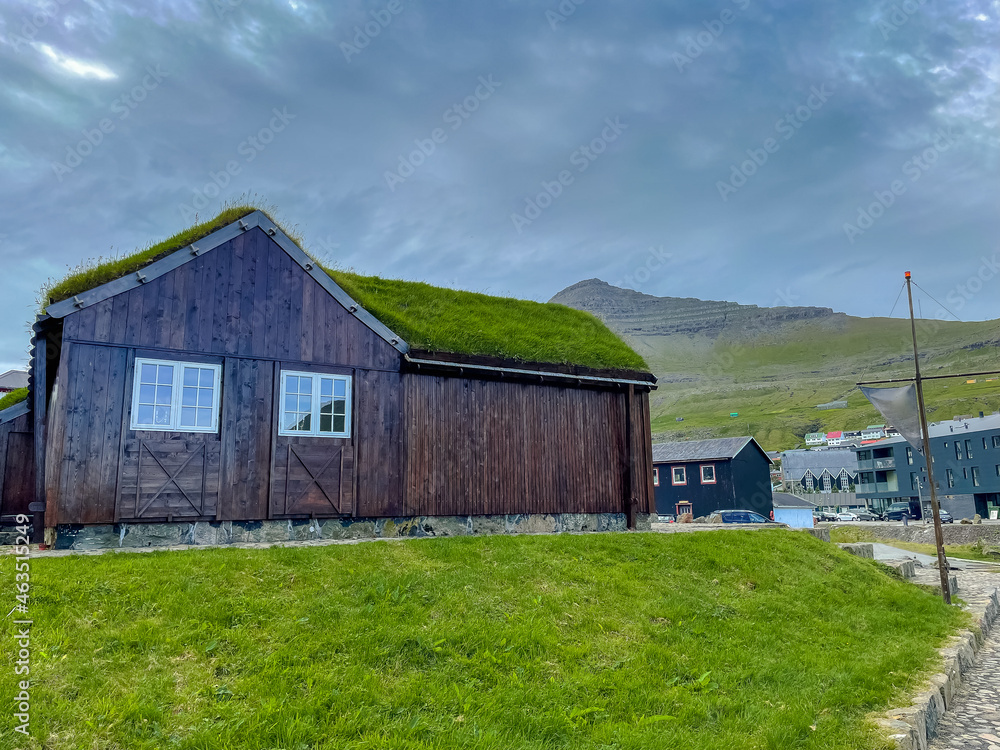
671,466,687,485
653,467,659,487
130,358,222,432
279,371,351,438
700,464,716,484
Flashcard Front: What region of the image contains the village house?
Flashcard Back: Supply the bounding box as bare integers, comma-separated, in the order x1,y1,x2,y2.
1,208,658,547
651,436,773,519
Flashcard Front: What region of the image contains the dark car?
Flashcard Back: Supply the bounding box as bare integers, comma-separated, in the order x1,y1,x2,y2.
813,510,838,522
938,510,954,524
709,509,771,524
855,509,882,522
886,501,922,521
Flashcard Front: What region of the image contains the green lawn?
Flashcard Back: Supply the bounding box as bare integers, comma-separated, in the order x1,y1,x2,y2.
2,531,964,750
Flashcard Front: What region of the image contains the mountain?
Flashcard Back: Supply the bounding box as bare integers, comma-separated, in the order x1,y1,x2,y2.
550,279,1000,451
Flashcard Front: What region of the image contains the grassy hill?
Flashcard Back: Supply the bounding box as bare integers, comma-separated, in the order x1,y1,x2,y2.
2,532,963,749
551,280,1000,451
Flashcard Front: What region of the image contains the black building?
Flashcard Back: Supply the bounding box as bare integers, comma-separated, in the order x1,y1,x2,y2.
652,437,773,519
854,413,1000,519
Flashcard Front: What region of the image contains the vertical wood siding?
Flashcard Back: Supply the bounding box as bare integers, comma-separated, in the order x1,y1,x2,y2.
60,228,399,371
0,410,34,520
400,374,652,517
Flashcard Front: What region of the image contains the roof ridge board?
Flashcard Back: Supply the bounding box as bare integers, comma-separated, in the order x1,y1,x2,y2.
0,400,29,424
253,214,408,354
45,211,261,319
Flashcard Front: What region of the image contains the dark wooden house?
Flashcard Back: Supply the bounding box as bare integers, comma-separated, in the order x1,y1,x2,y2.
0,401,34,524
12,210,657,545
651,436,773,519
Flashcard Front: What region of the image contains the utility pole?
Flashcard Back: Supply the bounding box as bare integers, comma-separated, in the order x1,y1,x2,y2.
905,271,951,604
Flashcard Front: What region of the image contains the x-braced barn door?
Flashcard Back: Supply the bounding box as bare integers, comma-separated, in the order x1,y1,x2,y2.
119,439,221,520
270,442,354,517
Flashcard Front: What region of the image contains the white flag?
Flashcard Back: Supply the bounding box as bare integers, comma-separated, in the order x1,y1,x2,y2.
860,384,924,448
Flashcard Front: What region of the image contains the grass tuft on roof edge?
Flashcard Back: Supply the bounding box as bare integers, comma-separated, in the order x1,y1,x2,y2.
0,387,28,411
40,197,303,311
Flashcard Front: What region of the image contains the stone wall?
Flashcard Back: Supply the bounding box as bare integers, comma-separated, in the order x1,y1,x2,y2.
857,523,1000,546
47,512,652,551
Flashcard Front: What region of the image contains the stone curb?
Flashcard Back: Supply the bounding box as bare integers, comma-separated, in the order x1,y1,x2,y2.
877,584,1000,750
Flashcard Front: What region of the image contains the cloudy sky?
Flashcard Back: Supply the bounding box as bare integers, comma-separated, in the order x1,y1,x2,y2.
0,0,998,370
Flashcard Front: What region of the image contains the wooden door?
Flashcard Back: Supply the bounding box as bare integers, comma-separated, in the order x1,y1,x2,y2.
119,438,221,520
270,440,354,517
1,433,34,519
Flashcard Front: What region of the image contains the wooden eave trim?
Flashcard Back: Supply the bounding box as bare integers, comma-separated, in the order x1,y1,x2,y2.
403,353,657,389
0,400,30,424
43,211,410,355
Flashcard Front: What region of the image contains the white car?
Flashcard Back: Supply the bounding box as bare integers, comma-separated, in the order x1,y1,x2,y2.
837,512,860,521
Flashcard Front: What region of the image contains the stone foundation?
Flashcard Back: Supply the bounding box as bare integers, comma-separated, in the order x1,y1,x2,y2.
47,512,652,551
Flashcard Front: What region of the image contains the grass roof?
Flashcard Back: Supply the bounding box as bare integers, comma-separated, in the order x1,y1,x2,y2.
0,387,28,411
328,271,648,371
41,204,648,372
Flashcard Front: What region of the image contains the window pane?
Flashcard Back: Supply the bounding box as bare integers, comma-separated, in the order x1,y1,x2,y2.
286,376,298,394
334,380,346,398
136,405,154,425
182,387,198,406
298,395,311,412
321,379,333,397
198,388,213,407
320,414,333,432
156,386,173,405
180,407,197,426
298,376,312,393
320,397,333,415
299,413,311,431
183,368,199,386
284,395,297,413
199,368,213,388
197,409,212,428
282,412,298,431
334,399,346,416
157,365,173,385
154,405,171,425
333,414,345,433
139,384,156,404
140,363,157,383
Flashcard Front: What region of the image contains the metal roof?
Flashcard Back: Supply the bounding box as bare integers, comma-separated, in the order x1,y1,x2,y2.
652,436,771,463
0,369,28,390
780,448,858,480
771,492,818,509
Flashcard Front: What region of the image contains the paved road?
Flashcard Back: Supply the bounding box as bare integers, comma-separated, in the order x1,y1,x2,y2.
870,542,1000,571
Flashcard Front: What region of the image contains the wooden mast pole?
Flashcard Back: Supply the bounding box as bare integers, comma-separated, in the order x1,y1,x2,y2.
905,271,951,604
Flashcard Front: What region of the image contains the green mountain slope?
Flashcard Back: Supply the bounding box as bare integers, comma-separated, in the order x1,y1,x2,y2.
550,280,1000,451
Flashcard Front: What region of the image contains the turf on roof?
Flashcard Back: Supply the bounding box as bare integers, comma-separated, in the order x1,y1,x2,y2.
328,270,648,371
0,387,28,411
42,207,647,372
42,204,292,308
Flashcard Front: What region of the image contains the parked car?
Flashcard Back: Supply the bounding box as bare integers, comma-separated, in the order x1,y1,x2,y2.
837,511,860,522
938,510,954,524
885,500,921,521
813,510,838,522
658,514,677,523
854,509,882,522
708,509,771,524
886,501,922,521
